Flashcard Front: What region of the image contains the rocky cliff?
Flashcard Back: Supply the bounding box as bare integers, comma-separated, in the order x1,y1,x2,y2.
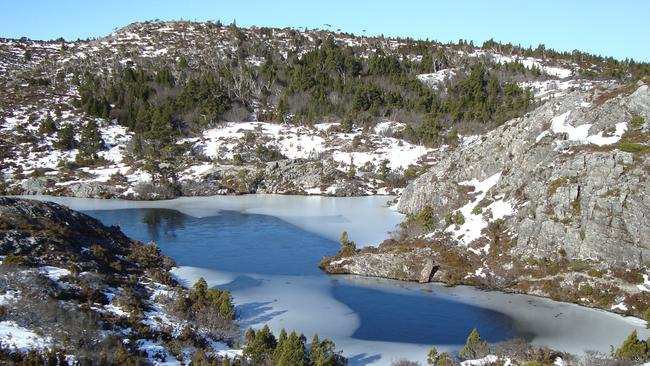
398,81,650,266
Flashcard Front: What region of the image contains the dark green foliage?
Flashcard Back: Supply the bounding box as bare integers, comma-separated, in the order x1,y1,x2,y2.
76,119,105,163
308,334,346,366
179,55,189,69
185,277,236,320
377,159,390,180
242,327,346,366
404,206,436,231
630,114,645,128
0,346,69,365
177,76,232,126
255,144,286,162
614,330,650,362
459,328,489,360
38,113,57,135
276,331,308,366
72,33,539,159
55,124,76,150
155,66,175,87
243,325,277,364
426,347,454,366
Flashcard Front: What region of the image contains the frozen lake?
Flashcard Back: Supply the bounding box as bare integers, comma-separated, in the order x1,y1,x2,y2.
21,195,650,365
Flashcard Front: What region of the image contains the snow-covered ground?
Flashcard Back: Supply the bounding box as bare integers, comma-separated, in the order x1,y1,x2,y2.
417,68,457,88
0,321,52,352
187,121,432,172
536,111,628,149
443,172,515,248
2,110,433,197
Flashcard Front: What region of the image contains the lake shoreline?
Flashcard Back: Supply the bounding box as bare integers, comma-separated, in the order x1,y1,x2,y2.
6,194,648,365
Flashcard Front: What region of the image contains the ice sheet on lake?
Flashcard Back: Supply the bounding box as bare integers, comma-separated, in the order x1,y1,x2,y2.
18,195,403,247
13,195,650,366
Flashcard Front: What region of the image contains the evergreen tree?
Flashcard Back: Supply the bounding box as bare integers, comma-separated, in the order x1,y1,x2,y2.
347,158,356,179
179,55,189,69
276,331,307,366
308,334,323,366
273,329,288,364
55,125,76,150
435,352,453,366
615,330,649,361
459,328,488,360
378,159,390,180
39,113,57,135
77,120,105,162
308,334,343,366
243,325,277,365
339,231,349,247
426,347,438,365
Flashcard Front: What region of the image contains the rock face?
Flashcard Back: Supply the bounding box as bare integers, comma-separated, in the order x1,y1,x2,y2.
398,83,650,266
324,248,438,282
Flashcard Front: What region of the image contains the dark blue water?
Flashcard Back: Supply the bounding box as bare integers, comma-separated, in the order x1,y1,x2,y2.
332,282,520,344
88,208,334,276
86,208,519,345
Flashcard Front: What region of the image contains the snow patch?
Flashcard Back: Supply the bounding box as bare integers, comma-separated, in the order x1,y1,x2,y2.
446,172,512,246
0,321,51,352
611,302,628,312
461,355,499,366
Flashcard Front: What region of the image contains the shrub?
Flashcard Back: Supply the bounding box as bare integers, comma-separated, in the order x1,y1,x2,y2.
454,211,465,226
630,114,645,128
614,330,649,362
1,255,32,267
232,154,244,165
619,142,650,153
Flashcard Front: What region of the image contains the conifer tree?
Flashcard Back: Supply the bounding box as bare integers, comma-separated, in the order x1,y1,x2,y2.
426,347,438,365
459,328,488,360
273,329,288,364
615,330,649,361
347,158,356,179
55,125,76,150
435,352,453,366
276,331,307,366
179,55,189,69
378,159,390,180
243,325,277,365
39,114,57,135
308,334,323,366
77,119,105,162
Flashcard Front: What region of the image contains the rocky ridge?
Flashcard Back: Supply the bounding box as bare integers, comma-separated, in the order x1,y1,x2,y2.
0,21,609,200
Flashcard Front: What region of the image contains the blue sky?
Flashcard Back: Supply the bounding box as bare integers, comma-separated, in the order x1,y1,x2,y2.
2,0,648,62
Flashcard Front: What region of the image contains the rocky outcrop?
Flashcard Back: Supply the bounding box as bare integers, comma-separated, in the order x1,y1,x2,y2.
323,247,439,282
398,83,650,266
179,158,369,198
0,197,138,270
